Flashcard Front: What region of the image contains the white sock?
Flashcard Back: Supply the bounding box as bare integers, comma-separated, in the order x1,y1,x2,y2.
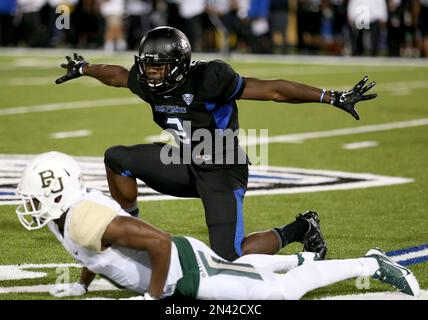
356,257,380,277
278,258,378,300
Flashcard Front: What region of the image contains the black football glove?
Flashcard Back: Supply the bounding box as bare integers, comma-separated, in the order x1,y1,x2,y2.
330,76,377,120
55,53,88,84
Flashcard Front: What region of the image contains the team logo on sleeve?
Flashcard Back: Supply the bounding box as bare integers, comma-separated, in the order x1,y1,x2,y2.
182,93,194,105
0,155,413,205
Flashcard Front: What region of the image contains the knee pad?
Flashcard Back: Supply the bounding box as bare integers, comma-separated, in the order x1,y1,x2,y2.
104,145,127,174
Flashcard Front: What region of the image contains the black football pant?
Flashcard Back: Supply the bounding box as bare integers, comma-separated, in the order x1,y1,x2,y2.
104,143,248,261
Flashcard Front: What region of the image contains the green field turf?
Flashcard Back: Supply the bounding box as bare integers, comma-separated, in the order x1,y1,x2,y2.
0,51,427,300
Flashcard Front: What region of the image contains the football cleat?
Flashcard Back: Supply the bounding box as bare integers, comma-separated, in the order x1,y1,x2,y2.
296,211,328,260
366,248,420,296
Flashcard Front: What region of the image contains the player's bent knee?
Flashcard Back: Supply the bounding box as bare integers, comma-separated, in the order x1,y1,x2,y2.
104,145,122,163
104,145,127,172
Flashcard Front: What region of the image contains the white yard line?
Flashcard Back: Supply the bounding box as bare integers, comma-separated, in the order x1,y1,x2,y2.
5,263,80,268
50,130,92,139
6,77,101,86
342,141,379,150
146,118,428,146
8,77,58,85
2,90,428,146
0,263,80,281
329,80,428,93
0,97,140,116
244,118,428,145
1,77,427,116
0,279,119,294
378,80,428,91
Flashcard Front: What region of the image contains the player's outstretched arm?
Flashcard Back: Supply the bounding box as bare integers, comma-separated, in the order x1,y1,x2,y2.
241,76,377,120
55,52,129,88
102,216,172,299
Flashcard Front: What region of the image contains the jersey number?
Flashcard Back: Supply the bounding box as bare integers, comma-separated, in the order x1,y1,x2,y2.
166,118,190,144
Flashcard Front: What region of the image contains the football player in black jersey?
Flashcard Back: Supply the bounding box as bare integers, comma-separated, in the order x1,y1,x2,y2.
56,26,376,261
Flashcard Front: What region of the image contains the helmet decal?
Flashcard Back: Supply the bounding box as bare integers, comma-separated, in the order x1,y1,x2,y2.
39,170,64,194
15,152,86,230
171,38,191,53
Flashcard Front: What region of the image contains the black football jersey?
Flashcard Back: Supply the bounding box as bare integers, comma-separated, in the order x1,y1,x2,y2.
127,59,248,166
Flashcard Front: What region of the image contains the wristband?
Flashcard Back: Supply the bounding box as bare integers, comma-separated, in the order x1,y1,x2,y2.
320,89,326,104
79,63,88,75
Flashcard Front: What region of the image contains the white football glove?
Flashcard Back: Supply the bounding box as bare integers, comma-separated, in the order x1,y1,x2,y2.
49,282,87,297
143,292,157,300
118,293,157,300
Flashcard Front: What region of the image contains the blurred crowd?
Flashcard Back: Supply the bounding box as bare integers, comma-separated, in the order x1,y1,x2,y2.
0,0,427,57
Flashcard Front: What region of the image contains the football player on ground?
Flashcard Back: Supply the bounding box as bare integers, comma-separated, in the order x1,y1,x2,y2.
16,152,419,299
55,26,376,261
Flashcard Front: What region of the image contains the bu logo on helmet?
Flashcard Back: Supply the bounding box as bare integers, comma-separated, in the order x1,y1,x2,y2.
39,170,64,194
182,93,193,105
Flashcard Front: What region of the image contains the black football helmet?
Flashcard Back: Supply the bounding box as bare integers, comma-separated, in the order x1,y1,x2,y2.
135,26,192,94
